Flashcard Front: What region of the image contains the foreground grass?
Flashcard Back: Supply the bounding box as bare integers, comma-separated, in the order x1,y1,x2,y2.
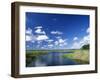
62,49,89,64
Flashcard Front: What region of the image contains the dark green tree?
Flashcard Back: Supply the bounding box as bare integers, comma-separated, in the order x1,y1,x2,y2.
81,44,89,49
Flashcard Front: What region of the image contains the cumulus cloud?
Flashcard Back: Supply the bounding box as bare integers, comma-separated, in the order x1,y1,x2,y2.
26,26,69,49
36,35,49,41
51,31,63,35
26,34,37,43
26,28,36,43
80,35,89,46
54,38,67,48
35,28,46,34
59,43,67,47
46,39,53,43
41,46,45,49
71,42,80,49
34,26,42,29
48,44,53,48
60,42,67,47
34,26,49,41
26,28,33,42
58,38,65,43
26,35,32,41
63,42,67,46
71,35,89,49
55,41,59,45
26,28,32,35
58,38,67,44
71,27,90,49
73,37,78,41
26,27,48,42
56,36,61,39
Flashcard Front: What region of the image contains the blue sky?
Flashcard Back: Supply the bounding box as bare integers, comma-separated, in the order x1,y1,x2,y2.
25,12,90,50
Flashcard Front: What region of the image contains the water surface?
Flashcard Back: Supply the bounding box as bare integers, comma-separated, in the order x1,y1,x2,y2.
27,52,78,67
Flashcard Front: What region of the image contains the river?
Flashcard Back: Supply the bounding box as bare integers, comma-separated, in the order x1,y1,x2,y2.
27,52,78,67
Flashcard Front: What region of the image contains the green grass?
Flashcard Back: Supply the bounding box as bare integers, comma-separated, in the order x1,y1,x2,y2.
26,50,48,57
62,49,89,64
26,49,73,57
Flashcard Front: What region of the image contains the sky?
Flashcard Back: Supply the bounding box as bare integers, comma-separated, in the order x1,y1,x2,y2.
25,12,90,50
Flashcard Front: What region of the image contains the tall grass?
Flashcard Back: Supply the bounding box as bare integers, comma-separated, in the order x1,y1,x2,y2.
62,49,89,64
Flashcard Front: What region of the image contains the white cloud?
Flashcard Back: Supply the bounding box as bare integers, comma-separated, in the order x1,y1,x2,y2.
73,37,78,41
46,39,53,43
26,35,32,41
36,35,49,41
35,26,42,29
54,41,59,45
48,44,53,47
56,36,61,39
35,28,46,34
86,27,90,34
51,31,63,35
26,34,37,43
58,38,67,44
71,42,81,49
80,35,90,46
26,28,36,42
71,27,90,49
58,38,65,43
31,40,35,43
34,26,49,41
71,35,90,49
63,42,68,46
26,28,32,35
59,42,67,47
59,44,63,47
41,46,45,49
54,38,67,48
26,26,49,43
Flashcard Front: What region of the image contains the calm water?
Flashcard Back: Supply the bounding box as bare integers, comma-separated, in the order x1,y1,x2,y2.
27,52,78,67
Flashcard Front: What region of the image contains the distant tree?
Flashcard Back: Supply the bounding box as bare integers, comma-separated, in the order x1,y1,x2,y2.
81,44,89,49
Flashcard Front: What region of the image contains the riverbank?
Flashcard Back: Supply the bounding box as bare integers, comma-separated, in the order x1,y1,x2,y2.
26,49,89,67
62,49,89,64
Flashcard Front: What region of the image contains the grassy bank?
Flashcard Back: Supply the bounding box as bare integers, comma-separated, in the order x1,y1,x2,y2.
26,50,48,57
26,49,73,57
62,49,89,64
